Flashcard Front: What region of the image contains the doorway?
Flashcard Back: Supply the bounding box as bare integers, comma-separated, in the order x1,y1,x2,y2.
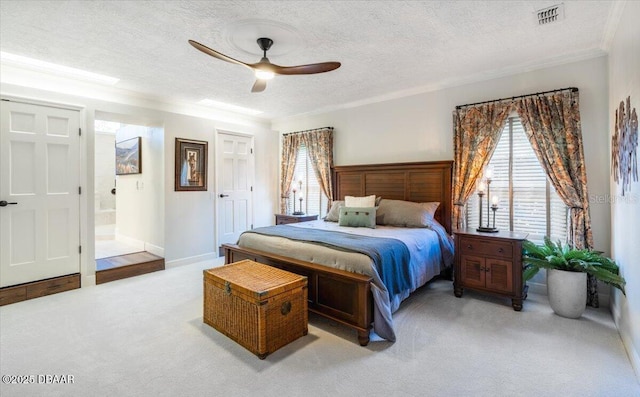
1,98,81,290
94,120,138,258
216,131,254,253
93,119,165,263
94,120,124,257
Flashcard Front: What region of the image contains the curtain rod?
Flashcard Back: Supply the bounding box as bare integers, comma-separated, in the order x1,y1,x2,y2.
455,87,578,110
283,126,333,136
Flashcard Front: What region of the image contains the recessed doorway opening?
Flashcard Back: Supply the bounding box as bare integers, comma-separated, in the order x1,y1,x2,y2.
94,117,165,282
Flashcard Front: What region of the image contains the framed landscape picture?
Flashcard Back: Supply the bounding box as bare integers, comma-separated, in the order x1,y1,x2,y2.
115,137,141,175
175,138,208,191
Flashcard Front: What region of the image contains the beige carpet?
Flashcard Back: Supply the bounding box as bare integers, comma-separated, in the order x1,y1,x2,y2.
1,258,638,397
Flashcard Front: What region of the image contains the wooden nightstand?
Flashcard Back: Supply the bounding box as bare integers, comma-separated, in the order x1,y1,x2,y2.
275,214,318,225
453,229,528,311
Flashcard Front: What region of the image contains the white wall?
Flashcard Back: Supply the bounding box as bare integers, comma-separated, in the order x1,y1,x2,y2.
0,81,275,283
114,124,165,257
162,116,279,263
273,56,611,257
250,127,281,228
609,0,640,380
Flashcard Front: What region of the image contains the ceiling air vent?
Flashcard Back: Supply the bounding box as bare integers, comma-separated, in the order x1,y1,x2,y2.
536,3,564,25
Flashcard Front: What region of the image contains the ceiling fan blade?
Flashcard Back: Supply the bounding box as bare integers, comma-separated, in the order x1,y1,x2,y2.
189,37,340,92
251,79,267,93
264,62,342,75
188,40,251,69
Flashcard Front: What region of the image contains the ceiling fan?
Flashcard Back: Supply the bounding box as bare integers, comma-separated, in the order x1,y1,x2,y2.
188,37,341,93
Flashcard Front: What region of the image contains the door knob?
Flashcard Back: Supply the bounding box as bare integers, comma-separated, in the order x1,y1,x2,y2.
0,200,18,207
219,194,229,198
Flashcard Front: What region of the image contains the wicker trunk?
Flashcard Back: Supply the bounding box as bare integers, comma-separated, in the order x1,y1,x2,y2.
203,260,308,359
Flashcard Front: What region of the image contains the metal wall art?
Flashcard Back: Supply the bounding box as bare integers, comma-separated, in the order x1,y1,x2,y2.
611,96,638,196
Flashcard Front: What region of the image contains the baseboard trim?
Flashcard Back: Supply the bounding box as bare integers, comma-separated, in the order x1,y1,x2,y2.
144,242,165,258
0,274,81,306
83,274,96,287
165,252,217,269
625,332,640,384
611,294,640,383
115,234,145,251
113,235,164,258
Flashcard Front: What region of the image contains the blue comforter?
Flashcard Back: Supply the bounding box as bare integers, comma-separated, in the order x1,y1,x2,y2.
244,225,412,296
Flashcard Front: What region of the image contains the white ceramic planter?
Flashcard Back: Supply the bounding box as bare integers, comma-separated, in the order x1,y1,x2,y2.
547,269,587,319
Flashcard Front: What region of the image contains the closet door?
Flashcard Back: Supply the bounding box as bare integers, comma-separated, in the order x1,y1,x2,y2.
216,132,254,251
0,100,80,287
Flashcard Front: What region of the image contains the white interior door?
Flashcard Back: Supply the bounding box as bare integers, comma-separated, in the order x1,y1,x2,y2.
216,132,254,250
0,99,80,287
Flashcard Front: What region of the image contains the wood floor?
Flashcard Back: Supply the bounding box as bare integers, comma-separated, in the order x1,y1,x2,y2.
0,252,165,305
96,251,165,285
0,274,81,306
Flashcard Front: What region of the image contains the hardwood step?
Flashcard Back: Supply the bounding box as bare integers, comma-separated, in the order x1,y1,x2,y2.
0,274,81,306
96,251,165,285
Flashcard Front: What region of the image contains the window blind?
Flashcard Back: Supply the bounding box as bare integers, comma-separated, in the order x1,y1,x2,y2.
287,144,329,217
467,117,568,243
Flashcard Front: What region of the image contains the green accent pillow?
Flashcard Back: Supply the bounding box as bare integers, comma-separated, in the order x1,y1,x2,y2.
338,206,377,228
325,197,382,222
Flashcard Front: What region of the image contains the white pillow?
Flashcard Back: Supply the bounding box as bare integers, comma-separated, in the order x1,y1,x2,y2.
345,195,376,207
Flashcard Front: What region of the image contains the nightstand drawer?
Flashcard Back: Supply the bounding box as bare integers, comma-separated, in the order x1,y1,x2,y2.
459,237,512,259
276,216,297,225
275,214,318,225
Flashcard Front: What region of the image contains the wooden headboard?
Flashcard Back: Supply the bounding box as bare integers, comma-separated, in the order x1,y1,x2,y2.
332,161,453,234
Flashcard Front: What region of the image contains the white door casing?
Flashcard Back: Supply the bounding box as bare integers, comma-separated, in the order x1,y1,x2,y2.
0,99,80,287
216,132,254,250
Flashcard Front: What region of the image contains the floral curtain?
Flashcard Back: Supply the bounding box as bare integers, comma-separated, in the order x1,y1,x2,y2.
280,133,302,213
301,128,334,212
452,103,512,230
514,90,598,306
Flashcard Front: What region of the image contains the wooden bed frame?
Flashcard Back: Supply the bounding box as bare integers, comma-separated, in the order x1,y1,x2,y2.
223,160,453,345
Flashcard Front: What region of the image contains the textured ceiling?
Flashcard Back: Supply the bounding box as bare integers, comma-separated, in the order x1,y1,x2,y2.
0,1,620,120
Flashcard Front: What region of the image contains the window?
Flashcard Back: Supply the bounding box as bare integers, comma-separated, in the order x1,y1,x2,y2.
466,116,568,243
287,144,329,217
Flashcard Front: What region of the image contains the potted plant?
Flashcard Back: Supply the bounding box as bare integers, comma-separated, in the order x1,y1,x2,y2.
522,237,626,319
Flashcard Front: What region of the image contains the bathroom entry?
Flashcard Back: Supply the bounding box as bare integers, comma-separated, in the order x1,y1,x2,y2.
93,119,165,269
94,119,119,255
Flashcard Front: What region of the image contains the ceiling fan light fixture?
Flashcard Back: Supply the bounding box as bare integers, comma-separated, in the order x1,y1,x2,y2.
255,69,274,80
189,37,340,93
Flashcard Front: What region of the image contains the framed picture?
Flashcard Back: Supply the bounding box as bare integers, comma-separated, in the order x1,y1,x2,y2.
115,137,141,175
175,138,208,191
